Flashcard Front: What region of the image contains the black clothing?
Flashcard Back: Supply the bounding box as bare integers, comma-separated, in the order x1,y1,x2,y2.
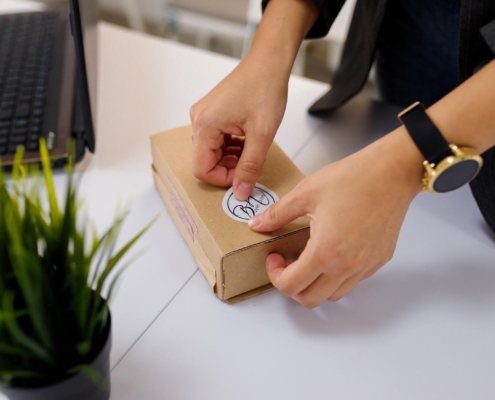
261,0,495,233
260,0,495,112
375,0,461,108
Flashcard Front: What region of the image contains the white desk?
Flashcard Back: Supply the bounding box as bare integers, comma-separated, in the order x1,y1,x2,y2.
2,3,495,400
91,23,327,368
108,33,495,400
1,0,326,383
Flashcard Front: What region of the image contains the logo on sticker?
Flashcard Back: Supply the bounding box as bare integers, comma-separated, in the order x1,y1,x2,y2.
222,183,279,223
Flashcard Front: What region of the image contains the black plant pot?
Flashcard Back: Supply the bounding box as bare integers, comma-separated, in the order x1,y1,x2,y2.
0,316,112,400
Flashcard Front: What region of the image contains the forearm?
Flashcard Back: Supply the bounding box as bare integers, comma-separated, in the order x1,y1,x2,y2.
245,0,319,79
383,60,495,194
429,60,495,154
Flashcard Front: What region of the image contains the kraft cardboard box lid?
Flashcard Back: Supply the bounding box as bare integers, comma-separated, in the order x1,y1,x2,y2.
151,125,309,257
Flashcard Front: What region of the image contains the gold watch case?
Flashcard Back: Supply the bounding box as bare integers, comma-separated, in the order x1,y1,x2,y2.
422,144,483,194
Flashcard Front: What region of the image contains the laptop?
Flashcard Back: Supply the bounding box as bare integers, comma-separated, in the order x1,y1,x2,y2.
0,0,97,167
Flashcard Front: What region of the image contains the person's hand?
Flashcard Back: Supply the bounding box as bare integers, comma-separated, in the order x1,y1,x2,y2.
190,56,289,200
248,128,423,308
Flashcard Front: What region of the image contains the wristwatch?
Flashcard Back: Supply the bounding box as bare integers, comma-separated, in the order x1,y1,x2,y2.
398,101,483,194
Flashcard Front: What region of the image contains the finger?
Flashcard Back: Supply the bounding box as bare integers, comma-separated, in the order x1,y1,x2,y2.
265,254,289,284
225,135,245,148
266,240,323,299
248,187,308,232
195,165,236,187
233,124,273,200
192,124,225,171
293,270,347,309
327,272,362,302
218,155,239,170
192,127,235,186
222,147,243,157
221,134,231,149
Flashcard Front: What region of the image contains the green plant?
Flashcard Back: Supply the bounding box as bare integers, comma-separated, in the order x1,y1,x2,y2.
0,141,157,388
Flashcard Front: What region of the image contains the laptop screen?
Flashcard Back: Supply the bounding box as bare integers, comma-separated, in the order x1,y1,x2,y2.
69,0,98,153
78,0,98,132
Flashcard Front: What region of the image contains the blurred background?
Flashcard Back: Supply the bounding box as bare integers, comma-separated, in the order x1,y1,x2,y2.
36,0,357,83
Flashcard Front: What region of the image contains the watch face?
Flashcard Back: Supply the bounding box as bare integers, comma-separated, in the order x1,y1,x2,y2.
433,159,481,193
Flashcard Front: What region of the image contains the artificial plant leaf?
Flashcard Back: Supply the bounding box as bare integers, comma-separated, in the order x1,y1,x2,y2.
5,210,53,352
11,146,25,182
95,307,109,340
90,214,127,289
0,342,34,358
95,215,159,295
0,139,156,383
39,138,61,228
2,291,52,365
75,341,91,358
21,196,39,256
84,299,109,350
105,250,146,307
31,204,54,248
51,176,76,284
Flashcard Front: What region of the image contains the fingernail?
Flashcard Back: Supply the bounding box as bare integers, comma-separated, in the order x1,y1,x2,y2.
235,182,253,201
248,214,262,229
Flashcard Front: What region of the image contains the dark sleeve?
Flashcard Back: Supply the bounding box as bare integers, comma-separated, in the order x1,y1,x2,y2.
481,19,495,55
261,0,346,39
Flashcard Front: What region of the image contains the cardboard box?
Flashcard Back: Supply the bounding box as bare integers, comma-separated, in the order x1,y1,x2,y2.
151,126,310,303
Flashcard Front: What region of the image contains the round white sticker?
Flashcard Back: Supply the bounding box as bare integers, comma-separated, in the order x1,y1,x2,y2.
222,183,279,223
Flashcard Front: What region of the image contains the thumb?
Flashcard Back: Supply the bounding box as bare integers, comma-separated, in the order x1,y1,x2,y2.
248,186,308,232
233,125,273,201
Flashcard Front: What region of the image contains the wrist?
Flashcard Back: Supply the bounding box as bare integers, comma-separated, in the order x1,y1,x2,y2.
242,45,293,81
375,127,425,197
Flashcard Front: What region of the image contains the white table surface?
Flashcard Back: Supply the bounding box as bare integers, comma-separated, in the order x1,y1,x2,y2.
88,22,327,369
2,3,495,400
109,95,495,400
106,30,495,400
1,0,325,386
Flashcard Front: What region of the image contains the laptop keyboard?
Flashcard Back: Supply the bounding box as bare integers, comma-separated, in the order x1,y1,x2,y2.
0,12,57,156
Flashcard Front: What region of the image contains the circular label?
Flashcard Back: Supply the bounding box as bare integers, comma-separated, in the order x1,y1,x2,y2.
222,183,279,223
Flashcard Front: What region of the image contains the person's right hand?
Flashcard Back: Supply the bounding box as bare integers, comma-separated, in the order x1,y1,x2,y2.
190,55,289,200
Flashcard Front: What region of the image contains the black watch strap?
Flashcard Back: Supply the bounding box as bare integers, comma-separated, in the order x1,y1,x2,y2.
398,102,452,165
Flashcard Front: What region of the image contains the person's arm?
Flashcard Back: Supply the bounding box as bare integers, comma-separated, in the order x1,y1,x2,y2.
249,60,495,309
253,0,320,68
190,0,319,201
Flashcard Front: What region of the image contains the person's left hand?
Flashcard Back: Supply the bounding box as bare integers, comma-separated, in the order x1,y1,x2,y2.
248,129,423,308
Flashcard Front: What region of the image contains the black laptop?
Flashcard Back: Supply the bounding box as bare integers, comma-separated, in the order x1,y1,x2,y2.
0,0,97,167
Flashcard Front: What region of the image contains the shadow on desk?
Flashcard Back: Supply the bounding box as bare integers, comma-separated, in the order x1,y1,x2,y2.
280,261,495,337
294,96,403,175
316,96,403,139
